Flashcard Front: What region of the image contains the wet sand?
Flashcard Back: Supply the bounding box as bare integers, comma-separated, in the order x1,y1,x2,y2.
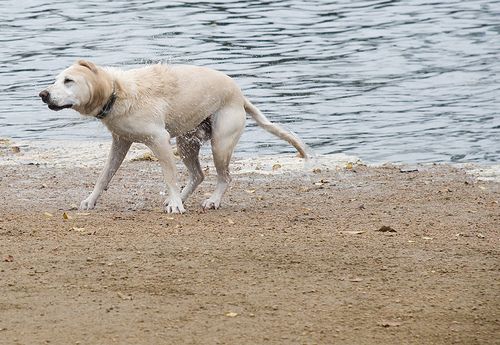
0,140,499,344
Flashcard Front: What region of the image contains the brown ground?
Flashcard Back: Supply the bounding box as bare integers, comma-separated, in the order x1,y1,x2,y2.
0,155,499,344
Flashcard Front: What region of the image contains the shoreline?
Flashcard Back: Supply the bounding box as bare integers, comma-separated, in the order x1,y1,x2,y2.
1,137,499,182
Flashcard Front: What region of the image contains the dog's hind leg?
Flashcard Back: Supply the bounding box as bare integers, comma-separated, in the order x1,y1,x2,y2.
202,104,246,210
178,133,204,202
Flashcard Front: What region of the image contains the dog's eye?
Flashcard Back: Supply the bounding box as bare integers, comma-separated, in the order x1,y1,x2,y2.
64,78,74,84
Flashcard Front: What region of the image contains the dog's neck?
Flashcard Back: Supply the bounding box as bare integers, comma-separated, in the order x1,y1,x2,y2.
96,83,117,119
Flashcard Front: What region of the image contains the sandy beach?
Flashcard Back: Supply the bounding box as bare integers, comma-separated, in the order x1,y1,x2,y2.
0,139,499,344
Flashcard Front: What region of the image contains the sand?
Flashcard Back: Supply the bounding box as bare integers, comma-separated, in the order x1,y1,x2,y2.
0,139,499,344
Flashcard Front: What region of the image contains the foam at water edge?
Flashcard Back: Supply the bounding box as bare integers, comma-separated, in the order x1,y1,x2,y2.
462,164,500,182
0,139,360,170
1,139,498,182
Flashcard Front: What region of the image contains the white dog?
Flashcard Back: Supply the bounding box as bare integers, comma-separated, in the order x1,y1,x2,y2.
39,60,308,213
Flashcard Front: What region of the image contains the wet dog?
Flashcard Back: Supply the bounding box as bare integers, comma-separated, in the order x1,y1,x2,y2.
39,60,308,213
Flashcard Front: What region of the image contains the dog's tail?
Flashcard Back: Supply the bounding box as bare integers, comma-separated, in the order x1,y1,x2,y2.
244,98,308,159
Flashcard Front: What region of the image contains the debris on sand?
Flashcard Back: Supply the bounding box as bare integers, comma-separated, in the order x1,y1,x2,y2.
117,292,132,300
130,152,158,162
400,167,418,173
340,230,365,235
379,321,401,328
376,225,396,233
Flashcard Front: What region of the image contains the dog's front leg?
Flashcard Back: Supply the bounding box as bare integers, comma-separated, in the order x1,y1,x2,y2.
146,132,185,214
80,134,132,210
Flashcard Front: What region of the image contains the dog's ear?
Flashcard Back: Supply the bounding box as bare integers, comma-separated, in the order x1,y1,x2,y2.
77,60,98,73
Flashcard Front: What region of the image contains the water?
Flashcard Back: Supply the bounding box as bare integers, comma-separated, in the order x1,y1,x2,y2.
1,0,499,164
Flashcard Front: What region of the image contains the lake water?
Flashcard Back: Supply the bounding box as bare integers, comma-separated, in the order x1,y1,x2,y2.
1,0,499,164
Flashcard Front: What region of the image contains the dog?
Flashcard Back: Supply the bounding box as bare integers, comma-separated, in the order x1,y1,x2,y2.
39,60,308,213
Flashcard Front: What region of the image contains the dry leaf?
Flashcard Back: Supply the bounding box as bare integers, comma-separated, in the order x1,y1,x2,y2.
272,163,282,171
346,162,353,170
380,321,401,327
131,152,158,162
225,312,238,317
117,292,132,300
62,212,72,220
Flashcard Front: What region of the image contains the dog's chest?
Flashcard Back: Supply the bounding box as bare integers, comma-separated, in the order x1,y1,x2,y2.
103,113,162,143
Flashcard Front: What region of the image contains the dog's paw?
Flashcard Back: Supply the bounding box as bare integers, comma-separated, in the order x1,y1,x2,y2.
80,197,96,210
202,198,221,210
164,198,185,214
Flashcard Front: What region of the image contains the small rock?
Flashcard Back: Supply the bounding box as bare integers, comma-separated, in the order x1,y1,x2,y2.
377,225,396,233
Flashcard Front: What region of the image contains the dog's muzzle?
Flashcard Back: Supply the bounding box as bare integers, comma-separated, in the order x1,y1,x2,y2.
39,90,73,111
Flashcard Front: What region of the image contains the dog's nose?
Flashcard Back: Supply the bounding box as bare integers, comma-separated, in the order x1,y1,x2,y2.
39,90,49,103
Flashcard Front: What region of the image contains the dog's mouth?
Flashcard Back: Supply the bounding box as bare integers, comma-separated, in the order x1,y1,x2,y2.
47,103,73,111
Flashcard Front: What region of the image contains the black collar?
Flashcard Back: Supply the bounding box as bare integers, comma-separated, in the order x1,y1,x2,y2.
96,86,117,119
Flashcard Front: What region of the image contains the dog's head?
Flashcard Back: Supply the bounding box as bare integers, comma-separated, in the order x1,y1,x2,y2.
39,60,113,116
